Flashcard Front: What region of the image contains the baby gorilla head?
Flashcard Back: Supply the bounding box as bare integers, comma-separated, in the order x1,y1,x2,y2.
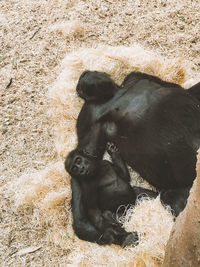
65,149,98,178
76,70,117,102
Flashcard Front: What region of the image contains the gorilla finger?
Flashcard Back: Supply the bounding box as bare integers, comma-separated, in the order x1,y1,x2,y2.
122,232,139,247
106,142,118,154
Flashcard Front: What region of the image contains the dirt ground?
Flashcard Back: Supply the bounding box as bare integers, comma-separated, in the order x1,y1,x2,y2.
0,0,199,266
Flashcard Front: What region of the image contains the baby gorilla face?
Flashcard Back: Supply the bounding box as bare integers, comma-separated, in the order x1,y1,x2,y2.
71,155,90,176
65,150,97,178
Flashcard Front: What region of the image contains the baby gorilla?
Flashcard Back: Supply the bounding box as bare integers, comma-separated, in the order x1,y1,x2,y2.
65,143,158,246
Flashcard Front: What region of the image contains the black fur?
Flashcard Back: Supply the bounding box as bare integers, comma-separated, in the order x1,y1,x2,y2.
65,71,200,244
65,144,157,245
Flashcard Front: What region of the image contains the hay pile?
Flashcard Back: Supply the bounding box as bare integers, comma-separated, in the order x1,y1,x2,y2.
1,0,199,266
4,44,196,266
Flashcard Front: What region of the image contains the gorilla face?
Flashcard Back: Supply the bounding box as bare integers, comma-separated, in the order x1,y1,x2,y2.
65,150,97,178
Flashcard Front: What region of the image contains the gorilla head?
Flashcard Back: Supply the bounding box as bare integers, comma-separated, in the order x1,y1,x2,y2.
65,149,98,178
76,70,117,102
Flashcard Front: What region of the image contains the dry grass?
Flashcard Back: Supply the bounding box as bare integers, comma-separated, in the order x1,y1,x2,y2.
0,0,199,266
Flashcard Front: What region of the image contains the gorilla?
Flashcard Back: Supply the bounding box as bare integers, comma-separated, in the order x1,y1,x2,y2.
187,81,200,102
66,142,157,246
76,71,200,190
65,70,200,244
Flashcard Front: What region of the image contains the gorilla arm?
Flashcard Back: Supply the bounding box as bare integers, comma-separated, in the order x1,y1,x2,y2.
70,171,120,245
80,180,106,231
106,142,131,183
78,121,107,159
71,178,101,242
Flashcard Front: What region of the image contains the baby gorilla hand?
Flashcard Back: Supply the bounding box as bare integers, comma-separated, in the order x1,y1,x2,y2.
97,227,120,245
97,226,139,247
106,142,118,155
122,232,139,247
97,210,124,245
97,210,139,246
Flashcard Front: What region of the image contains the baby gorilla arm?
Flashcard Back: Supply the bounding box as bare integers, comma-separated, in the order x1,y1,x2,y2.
87,208,105,231
81,181,111,232
71,178,126,245
107,142,131,183
71,178,101,242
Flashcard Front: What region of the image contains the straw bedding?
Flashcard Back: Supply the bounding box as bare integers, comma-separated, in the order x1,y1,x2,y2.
1,0,199,266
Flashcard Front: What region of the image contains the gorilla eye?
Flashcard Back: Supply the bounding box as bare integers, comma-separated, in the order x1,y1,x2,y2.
75,157,81,164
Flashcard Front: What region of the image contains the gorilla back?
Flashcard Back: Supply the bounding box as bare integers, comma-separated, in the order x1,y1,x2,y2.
98,76,200,190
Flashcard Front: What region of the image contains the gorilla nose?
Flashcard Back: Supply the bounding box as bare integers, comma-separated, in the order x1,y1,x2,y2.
80,166,85,175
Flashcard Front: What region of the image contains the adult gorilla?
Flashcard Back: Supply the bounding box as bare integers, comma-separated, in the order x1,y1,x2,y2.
66,71,200,244
76,71,200,190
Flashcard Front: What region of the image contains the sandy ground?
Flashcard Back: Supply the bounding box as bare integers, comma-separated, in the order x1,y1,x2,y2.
0,0,199,266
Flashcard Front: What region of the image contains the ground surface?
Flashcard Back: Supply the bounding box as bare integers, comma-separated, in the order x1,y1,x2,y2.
0,0,199,266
